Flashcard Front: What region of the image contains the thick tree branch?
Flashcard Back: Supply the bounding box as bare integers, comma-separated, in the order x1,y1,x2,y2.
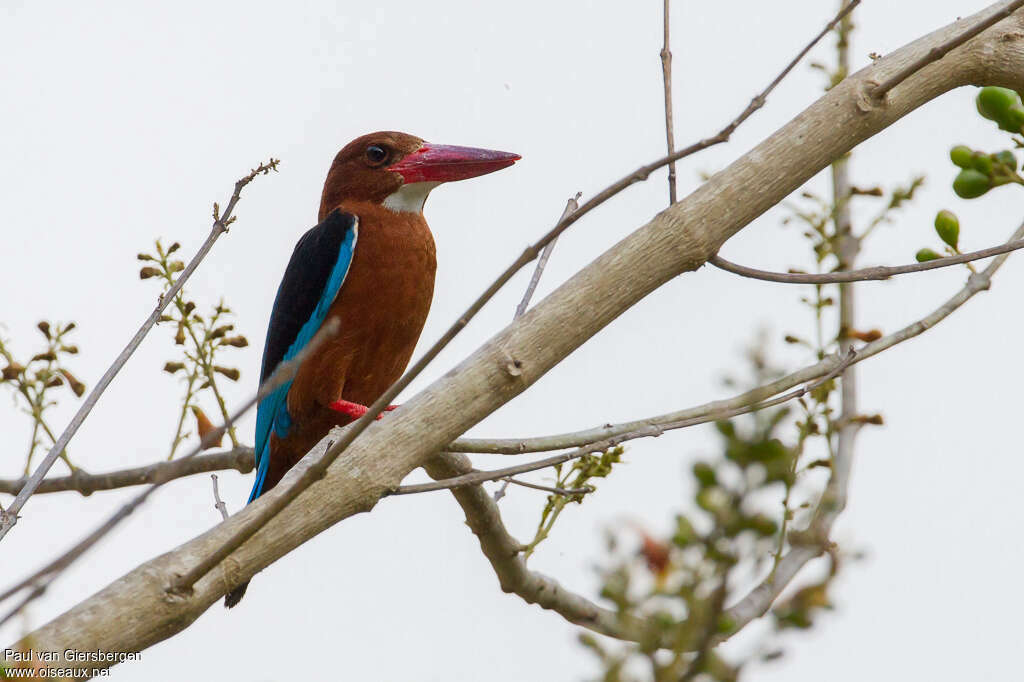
11,3,1024,670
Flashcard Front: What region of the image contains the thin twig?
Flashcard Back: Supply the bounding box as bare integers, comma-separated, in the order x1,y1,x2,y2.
211,475,229,521
0,448,253,496
502,477,594,496
0,158,280,545
869,0,1024,99
709,237,1024,283
391,352,855,495
514,194,580,319
0,318,338,614
661,0,677,204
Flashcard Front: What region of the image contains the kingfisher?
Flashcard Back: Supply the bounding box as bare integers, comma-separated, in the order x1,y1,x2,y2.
224,131,519,607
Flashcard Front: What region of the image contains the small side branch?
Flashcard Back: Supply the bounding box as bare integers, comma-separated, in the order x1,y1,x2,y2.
514,194,580,319
661,0,677,204
0,448,253,496
395,354,854,495
869,0,1024,99
709,237,1024,283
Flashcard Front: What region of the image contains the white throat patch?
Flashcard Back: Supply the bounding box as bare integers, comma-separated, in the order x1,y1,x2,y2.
383,181,440,214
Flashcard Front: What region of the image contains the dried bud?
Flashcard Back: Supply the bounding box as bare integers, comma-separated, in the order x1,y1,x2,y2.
45,375,63,388
137,253,155,261
167,242,181,254
222,336,249,348
850,329,882,343
783,334,802,344
63,322,76,332
2,363,25,380
158,315,174,323
638,532,670,577
191,406,222,450
213,366,240,381
163,361,186,374
210,324,233,339
37,321,51,338
60,369,86,397
139,266,161,279
168,260,185,273
183,301,196,315
31,351,57,362
59,344,79,354
174,325,185,345
854,414,885,426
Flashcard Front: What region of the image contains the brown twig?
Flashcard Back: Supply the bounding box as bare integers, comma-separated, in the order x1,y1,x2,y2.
869,0,1024,99
709,237,1024,283
502,476,594,497
661,0,677,204
391,351,855,495
0,158,279,545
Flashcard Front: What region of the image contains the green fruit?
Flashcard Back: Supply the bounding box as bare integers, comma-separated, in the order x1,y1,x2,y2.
953,168,992,198
995,150,1018,170
950,145,973,169
916,248,942,262
976,86,1021,121
934,210,960,249
970,152,993,176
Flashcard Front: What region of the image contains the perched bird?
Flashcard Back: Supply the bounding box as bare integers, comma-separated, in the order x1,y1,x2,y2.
224,131,519,607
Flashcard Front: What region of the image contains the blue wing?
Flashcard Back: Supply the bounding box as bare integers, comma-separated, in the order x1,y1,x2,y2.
248,209,359,503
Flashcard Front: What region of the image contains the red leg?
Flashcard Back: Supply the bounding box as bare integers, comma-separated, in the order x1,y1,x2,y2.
328,399,399,420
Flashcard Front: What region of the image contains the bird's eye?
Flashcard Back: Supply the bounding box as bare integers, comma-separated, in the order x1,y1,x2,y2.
365,145,388,165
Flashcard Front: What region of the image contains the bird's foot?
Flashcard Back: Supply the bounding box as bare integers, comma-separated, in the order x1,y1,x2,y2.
328,400,399,420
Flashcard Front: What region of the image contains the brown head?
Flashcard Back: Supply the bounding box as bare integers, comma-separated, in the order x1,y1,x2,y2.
318,131,520,221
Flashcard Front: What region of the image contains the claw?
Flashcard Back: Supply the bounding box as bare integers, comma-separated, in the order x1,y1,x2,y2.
328,400,398,420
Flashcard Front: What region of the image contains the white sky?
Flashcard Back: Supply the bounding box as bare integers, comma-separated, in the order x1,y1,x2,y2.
2,1,1021,680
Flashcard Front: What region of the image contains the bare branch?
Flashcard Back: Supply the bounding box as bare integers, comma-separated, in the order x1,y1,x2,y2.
211,475,229,521
661,0,677,204
0,448,253,496
0,158,279,545
708,237,1024,283
503,477,594,497
870,0,1024,99
392,353,854,495
514,194,580,319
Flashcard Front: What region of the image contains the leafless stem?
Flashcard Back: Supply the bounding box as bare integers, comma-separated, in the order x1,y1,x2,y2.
0,158,279,545
0,448,253,496
514,194,580,319
661,0,677,204
709,237,1024,283
502,477,594,496
869,0,1024,99
211,475,229,521
393,353,854,495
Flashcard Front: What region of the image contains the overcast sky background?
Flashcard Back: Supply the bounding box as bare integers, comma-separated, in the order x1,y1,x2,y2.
2,1,1022,680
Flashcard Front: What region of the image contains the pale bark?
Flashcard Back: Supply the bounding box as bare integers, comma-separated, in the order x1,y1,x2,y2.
12,1,1024,670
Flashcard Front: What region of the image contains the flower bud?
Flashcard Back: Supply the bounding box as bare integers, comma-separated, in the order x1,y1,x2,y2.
915,248,942,262
994,150,1018,171
139,266,160,279
934,210,959,249
976,86,1021,122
